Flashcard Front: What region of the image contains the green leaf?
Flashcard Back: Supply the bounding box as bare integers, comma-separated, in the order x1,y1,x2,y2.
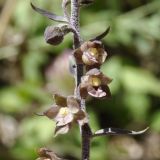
22,51,47,85
101,56,122,94
121,67,160,96
151,111,160,132
123,93,150,121
0,88,29,113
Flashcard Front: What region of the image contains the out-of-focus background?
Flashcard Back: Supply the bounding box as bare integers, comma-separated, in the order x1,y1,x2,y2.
0,0,160,159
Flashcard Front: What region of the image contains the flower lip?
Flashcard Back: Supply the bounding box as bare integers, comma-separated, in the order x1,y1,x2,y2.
59,107,69,116
87,85,111,98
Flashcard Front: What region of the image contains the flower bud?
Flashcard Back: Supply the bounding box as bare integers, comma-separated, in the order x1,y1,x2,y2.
44,25,64,45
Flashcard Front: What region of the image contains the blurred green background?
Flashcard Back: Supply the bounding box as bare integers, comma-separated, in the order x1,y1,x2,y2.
0,0,160,159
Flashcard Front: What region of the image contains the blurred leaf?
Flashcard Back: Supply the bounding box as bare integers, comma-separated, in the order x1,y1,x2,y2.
0,87,29,113
22,51,48,85
121,67,160,96
88,110,100,132
0,83,52,114
101,56,122,94
13,0,47,33
17,82,52,104
11,116,54,160
151,111,160,132
123,93,150,121
21,116,54,144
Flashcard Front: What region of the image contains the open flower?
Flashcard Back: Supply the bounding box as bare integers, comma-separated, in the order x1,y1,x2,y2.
73,40,107,67
42,94,87,136
79,68,112,99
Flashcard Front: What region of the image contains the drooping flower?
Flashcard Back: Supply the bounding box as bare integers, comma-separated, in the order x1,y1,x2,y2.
42,94,87,136
73,40,107,68
79,68,112,99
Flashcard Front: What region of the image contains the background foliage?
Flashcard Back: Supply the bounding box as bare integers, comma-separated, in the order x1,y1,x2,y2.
0,0,160,159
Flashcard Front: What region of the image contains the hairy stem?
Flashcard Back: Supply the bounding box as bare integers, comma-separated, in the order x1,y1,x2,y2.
70,0,91,159
70,0,81,49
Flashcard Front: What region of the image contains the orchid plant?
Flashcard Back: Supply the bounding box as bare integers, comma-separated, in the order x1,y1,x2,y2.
31,0,148,159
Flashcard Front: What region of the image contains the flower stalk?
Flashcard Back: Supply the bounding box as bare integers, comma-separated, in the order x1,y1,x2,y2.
70,1,92,159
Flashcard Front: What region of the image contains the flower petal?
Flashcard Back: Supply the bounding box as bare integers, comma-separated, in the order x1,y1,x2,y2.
79,83,89,99
87,85,111,98
55,112,73,126
98,49,107,64
82,50,98,65
101,75,113,84
54,94,67,107
86,68,101,76
75,110,88,126
43,105,60,119
87,86,105,98
54,124,70,136
100,85,111,98
67,96,80,113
